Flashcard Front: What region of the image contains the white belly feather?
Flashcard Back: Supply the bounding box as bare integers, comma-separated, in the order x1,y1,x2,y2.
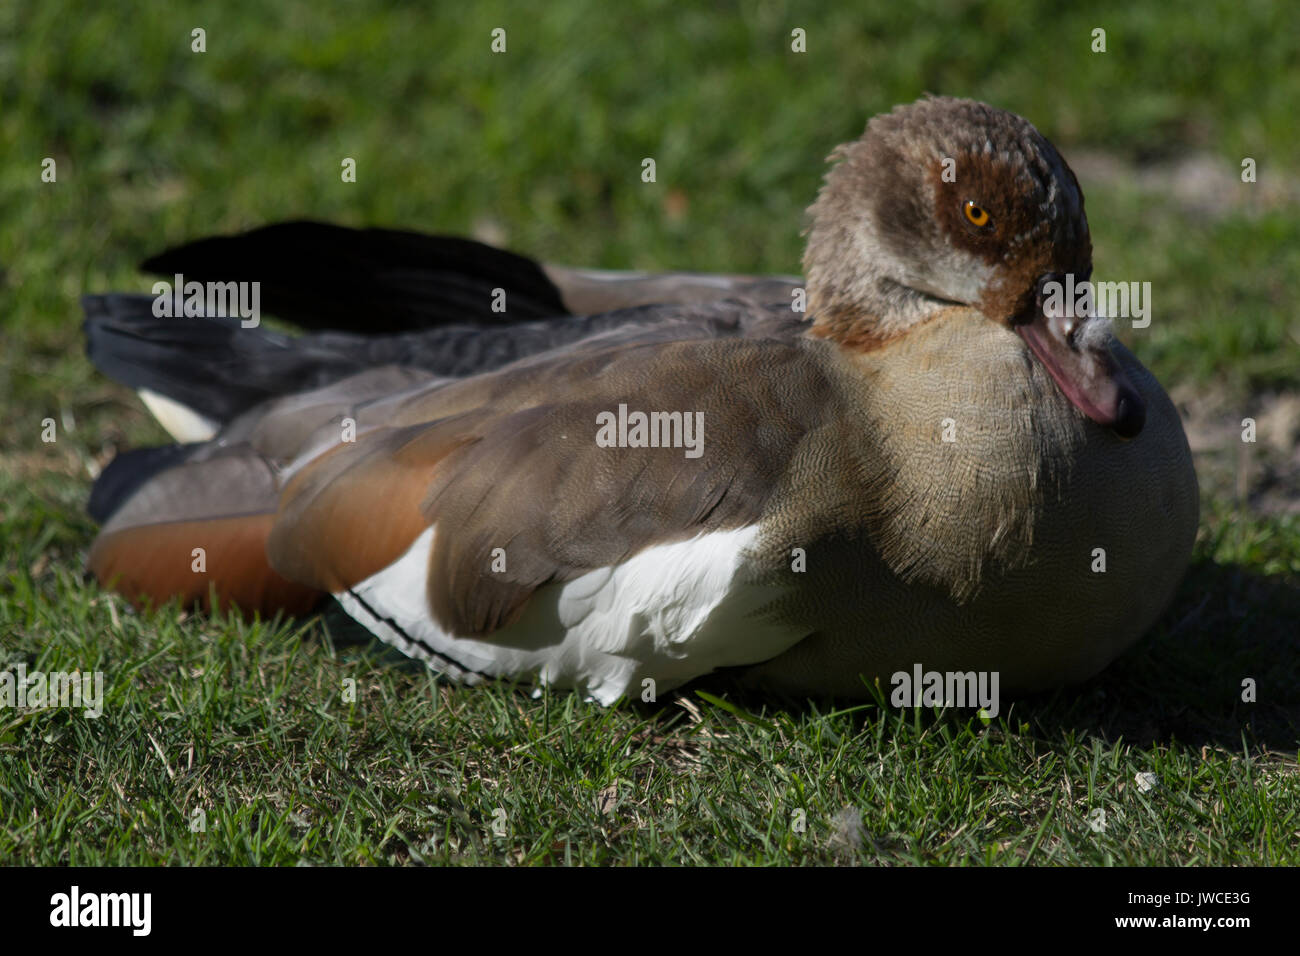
336,524,807,705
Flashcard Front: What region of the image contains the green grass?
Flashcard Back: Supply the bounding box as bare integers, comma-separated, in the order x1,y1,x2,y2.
1,0,1298,865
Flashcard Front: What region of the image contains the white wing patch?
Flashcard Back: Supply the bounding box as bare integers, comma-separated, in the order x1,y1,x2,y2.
337,524,807,705
138,388,220,443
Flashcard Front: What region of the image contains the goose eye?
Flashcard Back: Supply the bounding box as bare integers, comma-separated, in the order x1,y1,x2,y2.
963,200,991,228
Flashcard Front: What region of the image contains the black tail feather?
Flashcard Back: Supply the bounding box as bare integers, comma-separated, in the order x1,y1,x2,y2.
82,293,367,423
139,220,569,333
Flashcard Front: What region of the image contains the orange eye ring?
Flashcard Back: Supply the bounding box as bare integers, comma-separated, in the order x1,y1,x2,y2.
963,201,991,228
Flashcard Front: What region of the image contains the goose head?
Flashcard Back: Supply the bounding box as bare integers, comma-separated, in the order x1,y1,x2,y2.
804,95,1145,438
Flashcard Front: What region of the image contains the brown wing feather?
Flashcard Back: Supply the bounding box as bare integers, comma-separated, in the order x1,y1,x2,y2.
541,264,801,315
85,369,438,616
267,420,483,593
89,311,831,628
89,514,323,615
265,335,836,636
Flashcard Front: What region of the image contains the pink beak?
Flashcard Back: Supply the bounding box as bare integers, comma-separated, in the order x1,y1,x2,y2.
1014,273,1146,439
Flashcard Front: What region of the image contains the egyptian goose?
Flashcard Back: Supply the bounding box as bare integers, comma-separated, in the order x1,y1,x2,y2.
83,96,1199,703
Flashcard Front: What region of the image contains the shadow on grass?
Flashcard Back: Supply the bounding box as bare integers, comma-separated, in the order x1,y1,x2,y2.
1029,557,1300,754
